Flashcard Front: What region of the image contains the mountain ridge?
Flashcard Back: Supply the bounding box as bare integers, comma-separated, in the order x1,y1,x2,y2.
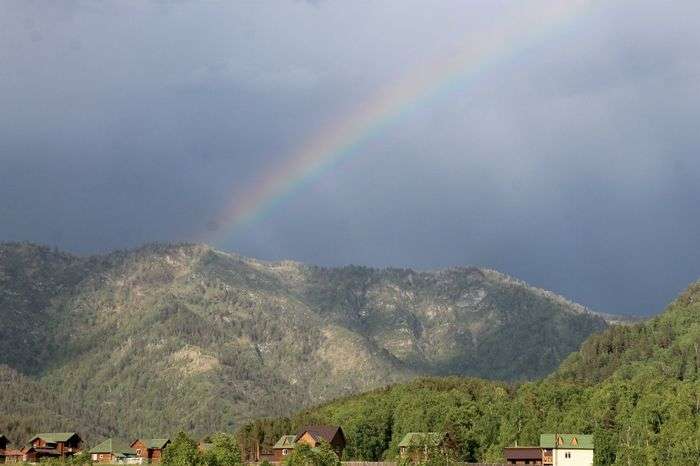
0,241,631,443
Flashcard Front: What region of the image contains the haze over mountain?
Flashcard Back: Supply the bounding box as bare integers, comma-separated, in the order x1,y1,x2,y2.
0,242,624,442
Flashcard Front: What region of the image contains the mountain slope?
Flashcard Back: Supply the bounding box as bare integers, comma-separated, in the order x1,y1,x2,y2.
0,242,619,441
242,281,699,465
0,365,111,445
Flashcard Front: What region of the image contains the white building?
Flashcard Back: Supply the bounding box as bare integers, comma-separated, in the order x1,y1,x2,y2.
540,433,594,466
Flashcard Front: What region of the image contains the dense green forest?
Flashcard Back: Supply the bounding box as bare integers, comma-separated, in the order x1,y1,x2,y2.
0,365,110,444
0,242,617,442
237,282,700,465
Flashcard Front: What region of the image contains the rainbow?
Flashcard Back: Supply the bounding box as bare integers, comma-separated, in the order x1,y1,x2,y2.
206,0,598,242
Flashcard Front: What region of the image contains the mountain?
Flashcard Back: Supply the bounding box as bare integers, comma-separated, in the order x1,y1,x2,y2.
0,365,110,444
240,281,700,465
0,242,623,444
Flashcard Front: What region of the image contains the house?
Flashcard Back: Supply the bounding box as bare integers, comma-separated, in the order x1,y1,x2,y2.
130,439,170,463
0,437,23,465
0,435,7,462
503,446,545,464
90,439,140,464
239,439,274,463
24,433,83,461
398,432,456,463
0,435,7,463
2,449,24,464
294,426,346,458
539,434,594,466
272,435,297,462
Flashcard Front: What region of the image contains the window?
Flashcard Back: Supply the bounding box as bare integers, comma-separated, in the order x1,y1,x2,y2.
565,452,571,458
136,449,141,455
99,454,104,460
282,449,288,455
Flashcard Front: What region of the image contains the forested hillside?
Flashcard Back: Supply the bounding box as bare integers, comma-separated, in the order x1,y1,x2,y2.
0,242,617,443
238,282,700,465
0,365,110,443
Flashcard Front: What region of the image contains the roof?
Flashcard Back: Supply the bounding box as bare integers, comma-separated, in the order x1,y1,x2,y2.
2,449,23,457
504,447,543,460
540,434,594,450
398,433,446,448
132,438,170,449
29,433,81,444
148,439,170,449
90,439,137,456
295,426,343,444
28,447,61,456
273,436,297,450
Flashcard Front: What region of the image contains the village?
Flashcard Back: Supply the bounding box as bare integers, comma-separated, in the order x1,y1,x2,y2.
0,429,594,465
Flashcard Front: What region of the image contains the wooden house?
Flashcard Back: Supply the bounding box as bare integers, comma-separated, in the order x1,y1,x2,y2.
2,449,24,464
239,439,274,463
0,436,23,464
0,435,7,462
24,433,83,461
398,432,456,463
272,435,297,462
130,438,170,463
90,439,139,464
294,426,346,458
0,435,7,463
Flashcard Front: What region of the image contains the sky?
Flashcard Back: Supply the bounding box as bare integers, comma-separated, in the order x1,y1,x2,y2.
1,0,699,316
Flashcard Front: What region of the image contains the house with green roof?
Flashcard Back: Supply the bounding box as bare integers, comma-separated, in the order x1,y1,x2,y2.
504,434,594,465
272,435,297,462
540,434,594,466
24,432,83,461
90,439,138,464
398,432,456,463
130,438,170,463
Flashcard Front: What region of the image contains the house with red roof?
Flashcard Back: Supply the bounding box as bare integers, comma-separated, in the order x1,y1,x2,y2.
294,426,346,458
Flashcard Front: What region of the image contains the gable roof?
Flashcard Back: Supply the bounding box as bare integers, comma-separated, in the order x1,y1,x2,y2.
295,426,344,444
398,432,447,448
90,439,137,456
132,438,170,449
22,446,61,456
273,435,297,450
504,447,543,461
540,434,594,450
29,433,81,444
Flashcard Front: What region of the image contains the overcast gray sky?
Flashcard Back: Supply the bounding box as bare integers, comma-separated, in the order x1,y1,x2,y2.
1,0,699,316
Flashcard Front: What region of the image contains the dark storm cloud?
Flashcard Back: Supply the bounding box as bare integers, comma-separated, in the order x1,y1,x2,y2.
1,0,699,315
